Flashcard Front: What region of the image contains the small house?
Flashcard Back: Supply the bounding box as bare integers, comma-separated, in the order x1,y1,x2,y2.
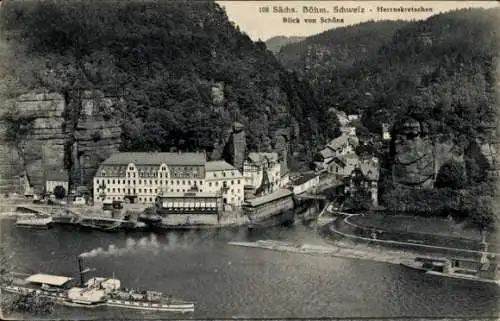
45,169,69,195
344,157,380,206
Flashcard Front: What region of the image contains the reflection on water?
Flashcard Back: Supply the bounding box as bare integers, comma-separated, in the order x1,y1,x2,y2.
1,220,499,319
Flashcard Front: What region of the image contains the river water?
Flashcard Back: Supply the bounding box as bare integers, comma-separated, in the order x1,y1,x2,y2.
1,220,499,319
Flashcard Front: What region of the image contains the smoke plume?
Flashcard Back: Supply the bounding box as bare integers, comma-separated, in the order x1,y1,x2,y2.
79,233,161,258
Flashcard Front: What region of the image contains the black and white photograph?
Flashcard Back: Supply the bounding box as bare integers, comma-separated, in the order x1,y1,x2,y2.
0,0,499,319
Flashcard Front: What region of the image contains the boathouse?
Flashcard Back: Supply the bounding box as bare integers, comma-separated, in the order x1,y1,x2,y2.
242,189,294,221
155,191,224,215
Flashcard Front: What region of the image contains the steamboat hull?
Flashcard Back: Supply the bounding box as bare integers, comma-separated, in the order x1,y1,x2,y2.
106,299,194,312
2,285,194,312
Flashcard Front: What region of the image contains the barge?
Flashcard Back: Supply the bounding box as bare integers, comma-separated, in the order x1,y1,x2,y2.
400,256,500,285
2,259,195,313
77,217,146,232
15,214,53,229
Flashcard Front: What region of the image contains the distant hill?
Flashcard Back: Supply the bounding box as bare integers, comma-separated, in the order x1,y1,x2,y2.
278,20,408,80
265,36,305,54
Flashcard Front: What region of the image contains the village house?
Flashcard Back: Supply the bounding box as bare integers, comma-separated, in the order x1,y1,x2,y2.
313,133,359,172
92,152,244,207
324,154,360,178
344,157,380,206
45,169,69,196
243,152,282,197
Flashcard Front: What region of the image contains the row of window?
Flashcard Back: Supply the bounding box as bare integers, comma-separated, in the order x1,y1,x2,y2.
104,196,155,203
102,171,201,179
127,165,189,172
96,179,242,186
103,195,241,204
210,171,238,178
98,187,242,195
102,169,246,179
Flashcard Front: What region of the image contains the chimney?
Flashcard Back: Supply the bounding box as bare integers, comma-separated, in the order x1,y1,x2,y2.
78,257,85,287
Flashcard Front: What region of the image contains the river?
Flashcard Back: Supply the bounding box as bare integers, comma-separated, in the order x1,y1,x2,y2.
1,220,499,319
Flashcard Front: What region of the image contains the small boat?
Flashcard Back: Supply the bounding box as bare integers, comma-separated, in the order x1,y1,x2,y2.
138,212,163,225
16,215,53,229
2,258,195,313
400,256,450,272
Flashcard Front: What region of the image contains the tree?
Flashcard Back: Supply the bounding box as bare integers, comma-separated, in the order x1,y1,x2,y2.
53,185,66,199
0,244,54,316
468,196,494,230
434,160,467,190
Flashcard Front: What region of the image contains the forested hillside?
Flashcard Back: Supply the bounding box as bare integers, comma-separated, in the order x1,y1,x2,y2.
279,8,499,143
278,20,408,87
280,8,500,228
0,0,339,167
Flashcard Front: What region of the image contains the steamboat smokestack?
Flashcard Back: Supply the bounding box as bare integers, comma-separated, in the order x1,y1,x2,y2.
78,257,85,287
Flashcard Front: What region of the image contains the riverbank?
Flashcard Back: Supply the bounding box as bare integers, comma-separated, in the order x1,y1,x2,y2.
228,239,421,266
318,216,500,261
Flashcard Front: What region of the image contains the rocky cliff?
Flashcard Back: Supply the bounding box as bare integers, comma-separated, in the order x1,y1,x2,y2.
391,118,466,188
0,91,122,194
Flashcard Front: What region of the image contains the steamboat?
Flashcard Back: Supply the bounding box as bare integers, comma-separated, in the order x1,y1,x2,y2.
2,258,195,313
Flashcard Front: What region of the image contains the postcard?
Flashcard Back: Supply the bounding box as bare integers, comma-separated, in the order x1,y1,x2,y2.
0,0,499,320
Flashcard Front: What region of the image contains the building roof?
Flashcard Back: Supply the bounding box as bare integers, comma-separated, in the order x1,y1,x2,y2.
358,158,380,181
292,173,318,186
244,188,292,207
101,152,206,166
45,169,69,182
25,274,73,286
326,156,346,167
247,152,279,164
319,147,335,159
158,191,222,199
327,134,352,151
205,160,236,171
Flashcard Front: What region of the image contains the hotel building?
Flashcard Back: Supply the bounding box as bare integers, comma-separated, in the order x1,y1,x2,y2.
93,152,244,206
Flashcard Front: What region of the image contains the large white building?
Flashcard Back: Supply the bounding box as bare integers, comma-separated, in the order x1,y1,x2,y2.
93,152,244,206
203,160,245,206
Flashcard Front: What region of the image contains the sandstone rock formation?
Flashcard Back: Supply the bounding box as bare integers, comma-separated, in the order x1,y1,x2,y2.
0,91,122,195
392,118,435,188
391,117,464,189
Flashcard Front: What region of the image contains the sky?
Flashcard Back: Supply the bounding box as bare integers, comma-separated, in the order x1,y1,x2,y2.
216,1,500,41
